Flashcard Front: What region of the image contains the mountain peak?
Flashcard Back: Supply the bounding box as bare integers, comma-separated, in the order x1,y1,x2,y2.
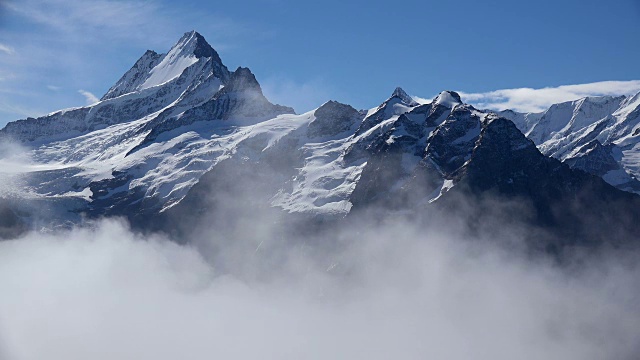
391,86,410,99
172,30,222,61
434,91,462,108
225,66,261,92
101,31,228,101
309,101,361,137
316,100,358,115
389,87,417,105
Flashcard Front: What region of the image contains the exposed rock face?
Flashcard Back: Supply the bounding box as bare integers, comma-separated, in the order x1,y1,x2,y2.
308,101,362,138
564,140,621,176
0,201,26,240
450,117,640,248
100,50,164,101
425,105,481,175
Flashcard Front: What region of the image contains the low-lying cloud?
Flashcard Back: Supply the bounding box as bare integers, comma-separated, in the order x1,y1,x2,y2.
459,80,640,113
0,140,33,198
0,216,639,360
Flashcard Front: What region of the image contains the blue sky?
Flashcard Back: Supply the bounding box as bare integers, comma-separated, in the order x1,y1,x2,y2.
0,0,639,126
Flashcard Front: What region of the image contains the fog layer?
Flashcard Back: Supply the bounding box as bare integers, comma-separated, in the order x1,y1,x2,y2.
0,217,638,360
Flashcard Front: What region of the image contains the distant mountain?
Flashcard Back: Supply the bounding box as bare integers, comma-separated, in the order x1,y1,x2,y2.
500,94,640,193
1,31,639,250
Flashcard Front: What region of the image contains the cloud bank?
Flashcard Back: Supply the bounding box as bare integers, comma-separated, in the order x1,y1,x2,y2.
0,215,639,359
459,80,640,113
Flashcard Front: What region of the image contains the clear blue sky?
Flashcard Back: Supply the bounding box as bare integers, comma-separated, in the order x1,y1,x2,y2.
1,0,639,126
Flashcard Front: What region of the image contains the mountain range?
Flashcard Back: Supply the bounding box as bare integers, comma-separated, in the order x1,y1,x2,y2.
1,31,639,251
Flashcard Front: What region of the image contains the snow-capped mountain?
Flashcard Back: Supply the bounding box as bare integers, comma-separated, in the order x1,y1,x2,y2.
500,94,640,192
101,31,230,101
1,31,639,247
0,31,236,144
0,31,294,225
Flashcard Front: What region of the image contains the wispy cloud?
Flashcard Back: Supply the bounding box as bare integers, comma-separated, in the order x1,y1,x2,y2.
459,80,640,113
4,0,249,49
5,0,161,40
78,89,99,105
0,100,45,119
0,43,15,55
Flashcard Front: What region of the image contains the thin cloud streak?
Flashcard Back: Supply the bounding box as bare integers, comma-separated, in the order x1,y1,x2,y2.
0,100,45,119
5,0,162,42
0,44,15,55
78,89,99,105
3,0,250,48
459,80,640,113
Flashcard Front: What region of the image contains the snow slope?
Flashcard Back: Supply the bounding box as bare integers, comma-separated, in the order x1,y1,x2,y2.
499,93,640,193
